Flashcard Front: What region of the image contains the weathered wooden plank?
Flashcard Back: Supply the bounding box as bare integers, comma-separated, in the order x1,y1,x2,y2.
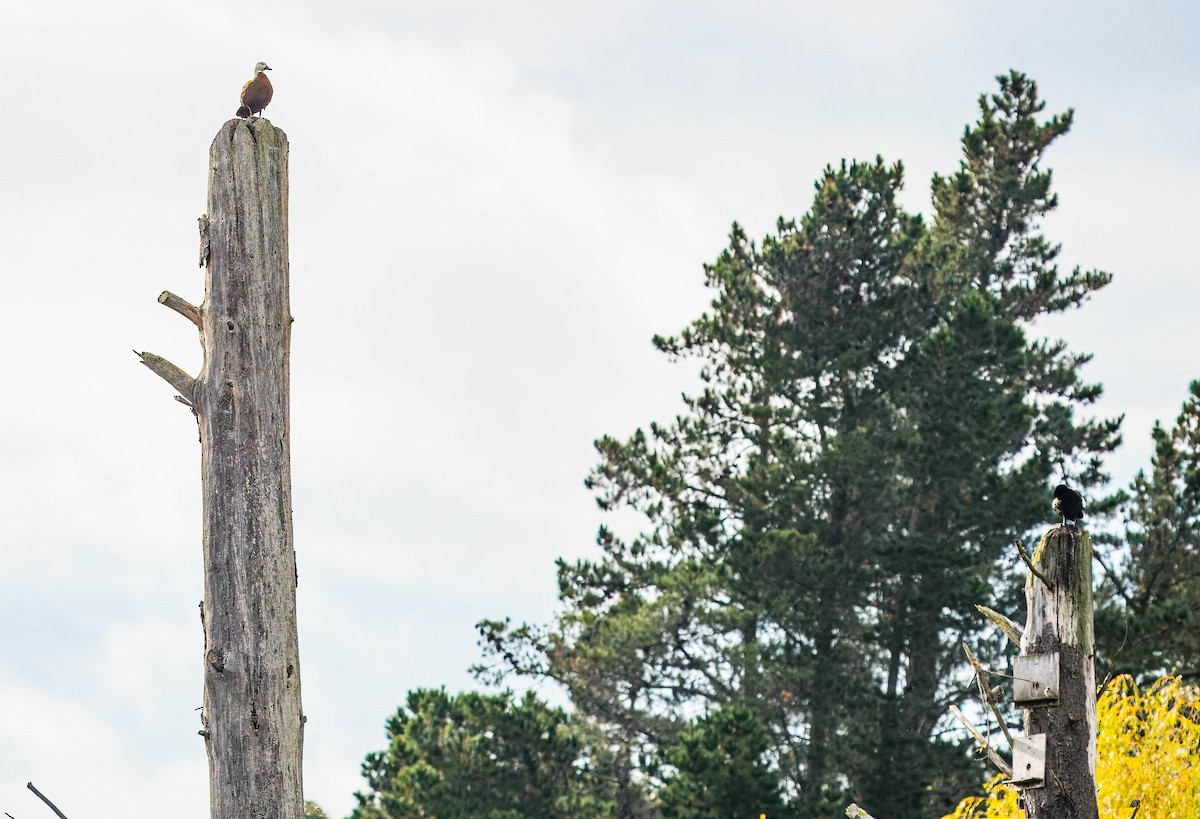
1011,733,1046,787
1013,652,1060,707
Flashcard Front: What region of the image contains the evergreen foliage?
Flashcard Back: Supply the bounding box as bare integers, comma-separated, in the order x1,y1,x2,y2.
477,71,1120,819
656,705,784,819
348,689,612,819
1097,381,1200,682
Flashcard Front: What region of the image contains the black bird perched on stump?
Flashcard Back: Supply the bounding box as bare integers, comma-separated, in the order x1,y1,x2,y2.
1052,484,1084,525
237,62,273,118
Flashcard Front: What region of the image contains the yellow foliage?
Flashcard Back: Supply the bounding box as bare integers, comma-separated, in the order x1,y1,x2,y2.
943,774,1018,819
944,676,1200,818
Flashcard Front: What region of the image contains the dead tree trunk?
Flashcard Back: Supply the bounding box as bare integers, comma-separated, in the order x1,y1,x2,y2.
1014,524,1097,819
138,117,303,819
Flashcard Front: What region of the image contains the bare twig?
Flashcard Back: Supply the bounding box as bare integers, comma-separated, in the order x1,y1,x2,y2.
963,643,1014,746
157,290,202,328
950,704,1014,777
26,783,69,819
1094,549,1133,604
1013,538,1053,588
135,350,196,404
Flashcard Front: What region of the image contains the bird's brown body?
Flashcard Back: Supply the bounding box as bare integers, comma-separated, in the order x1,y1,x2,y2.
237,67,273,118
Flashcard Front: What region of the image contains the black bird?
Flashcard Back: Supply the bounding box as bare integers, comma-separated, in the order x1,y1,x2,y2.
1052,484,1084,525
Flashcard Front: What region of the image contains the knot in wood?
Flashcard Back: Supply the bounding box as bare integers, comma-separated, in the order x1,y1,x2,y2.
206,646,226,672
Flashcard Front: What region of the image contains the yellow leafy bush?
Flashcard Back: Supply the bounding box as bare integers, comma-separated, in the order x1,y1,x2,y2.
944,676,1200,818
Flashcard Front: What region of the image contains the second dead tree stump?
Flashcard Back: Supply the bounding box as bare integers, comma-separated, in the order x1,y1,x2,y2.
1014,524,1097,819
961,523,1099,819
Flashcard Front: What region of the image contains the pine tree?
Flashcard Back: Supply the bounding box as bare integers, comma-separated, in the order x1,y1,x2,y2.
657,705,785,819
1097,381,1200,682
478,72,1120,819
482,157,924,809
858,71,1121,817
349,689,612,819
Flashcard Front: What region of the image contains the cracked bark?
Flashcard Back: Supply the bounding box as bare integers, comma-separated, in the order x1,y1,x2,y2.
141,116,303,819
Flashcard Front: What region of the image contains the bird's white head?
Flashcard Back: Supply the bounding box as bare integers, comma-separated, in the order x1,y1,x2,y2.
254,62,272,74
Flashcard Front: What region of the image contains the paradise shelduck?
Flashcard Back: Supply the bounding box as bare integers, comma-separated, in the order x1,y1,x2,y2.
1052,484,1084,525
236,62,273,119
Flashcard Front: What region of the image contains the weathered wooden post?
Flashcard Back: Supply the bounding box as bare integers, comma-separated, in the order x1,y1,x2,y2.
1011,523,1097,819
137,117,303,819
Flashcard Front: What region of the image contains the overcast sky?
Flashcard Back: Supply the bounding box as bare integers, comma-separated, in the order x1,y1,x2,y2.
3,2,1200,817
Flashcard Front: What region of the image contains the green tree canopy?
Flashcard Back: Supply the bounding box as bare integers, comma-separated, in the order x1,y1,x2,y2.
1097,381,1200,682
657,705,785,819
349,688,612,819
478,70,1119,819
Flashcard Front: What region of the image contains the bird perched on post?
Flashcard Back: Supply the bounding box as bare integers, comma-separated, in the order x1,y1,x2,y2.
1052,484,1084,526
236,62,273,119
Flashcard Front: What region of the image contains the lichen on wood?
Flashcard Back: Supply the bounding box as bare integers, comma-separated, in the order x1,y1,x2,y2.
1019,524,1098,819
